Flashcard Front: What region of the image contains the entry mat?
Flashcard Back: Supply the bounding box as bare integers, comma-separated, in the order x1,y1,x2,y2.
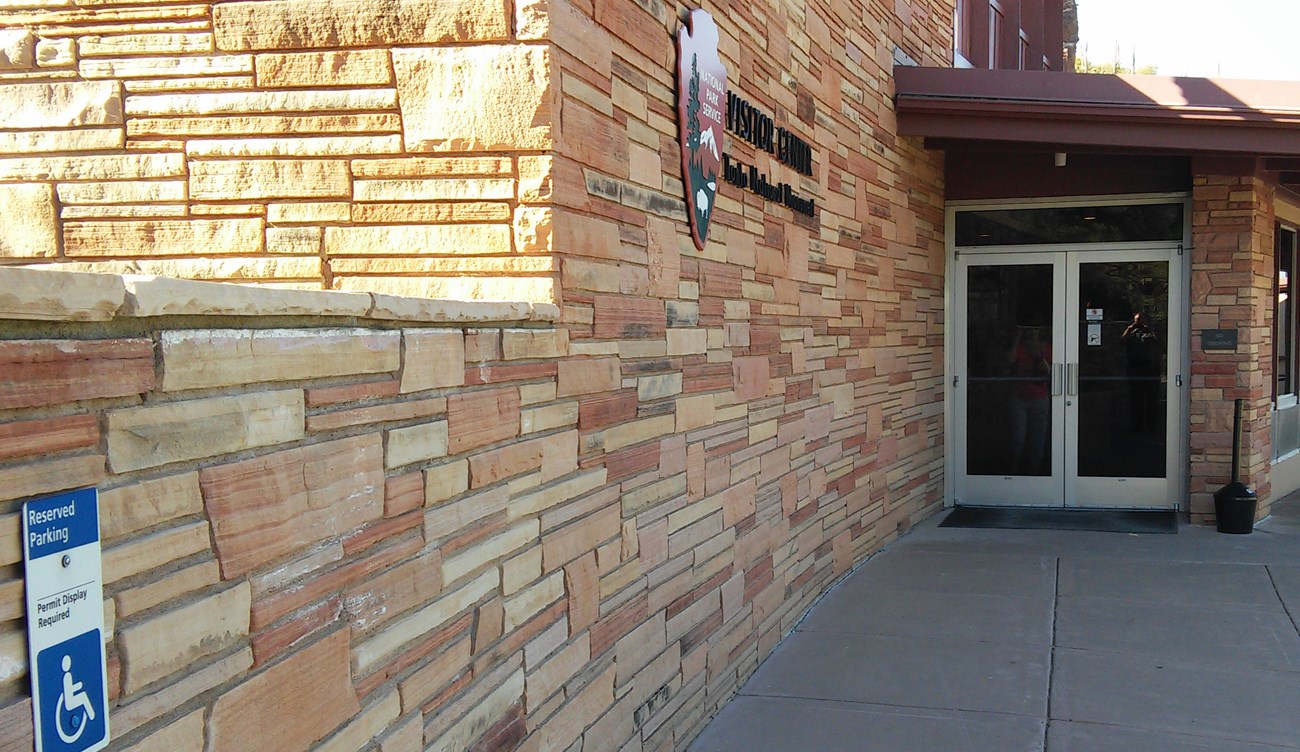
940,506,1178,534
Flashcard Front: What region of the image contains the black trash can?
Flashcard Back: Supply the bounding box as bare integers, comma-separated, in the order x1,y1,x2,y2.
1214,481,1257,534
1213,398,1257,534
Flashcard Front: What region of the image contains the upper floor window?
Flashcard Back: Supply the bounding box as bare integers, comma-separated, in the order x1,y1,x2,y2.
989,0,1005,68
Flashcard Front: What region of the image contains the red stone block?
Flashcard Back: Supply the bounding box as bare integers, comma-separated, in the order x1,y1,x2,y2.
447,388,520,454
593,295,665,339
578,389,638,430
697,259,743,298
251,595,342,668
469,702,526,752
358,612,472,700
201,434,385,579
384,471,425,517
464,361,558,386
304,378,401,407
342,508,424,555
732,356,770,402
605,440,660,482
589,591,648,657
565,551,599,634
0,697,33,752
0,339,154,410
0,414,98,461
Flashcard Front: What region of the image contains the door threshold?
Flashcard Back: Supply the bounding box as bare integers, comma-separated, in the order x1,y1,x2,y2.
940,506,1178,534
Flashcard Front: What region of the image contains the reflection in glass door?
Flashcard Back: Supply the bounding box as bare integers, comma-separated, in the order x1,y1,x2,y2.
955,249,1179,509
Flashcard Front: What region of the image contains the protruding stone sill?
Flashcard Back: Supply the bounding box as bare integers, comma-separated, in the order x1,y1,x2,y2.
0,267,560,324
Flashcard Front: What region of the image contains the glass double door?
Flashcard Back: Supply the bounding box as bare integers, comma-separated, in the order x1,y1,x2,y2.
955,248,1180,508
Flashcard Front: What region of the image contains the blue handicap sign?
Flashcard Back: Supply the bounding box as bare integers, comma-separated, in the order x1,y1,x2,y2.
35,630,107,752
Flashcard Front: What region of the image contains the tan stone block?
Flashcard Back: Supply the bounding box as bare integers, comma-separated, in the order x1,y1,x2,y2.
330,257,553,276
100,472,202,541
351,201,511,225
367,294,550,324
80,55,252,79
125,88,396,117
103,520,212,584
122,275,369,317
0,454,103,504
323,224,510,256
0,80,119,128
268,201,350,223
120,583,250,693
187,135,400,158
508,467,604,522
256,49,391,87
201,434,383,578
215,0,508,51
676,393,716,433
521,401,578,435
209,630,359,752
502,328,568,360
400,329,465,393
501,569,562,630
393,45,556,152
379,714,423,752
0,512,19,567
822,382,854,418
667,328,708,356
0,153,182,182
161,328,398,391
425,459,469,505
556,357,620,397
64,217,264,257
36,38,75,68
531,663,615,752
131,113,400,138
0,266,124,321
354,177,514,202
57,181,185,205
447,387,520,453
119,709,204,752
264,226,319,254
190,159,349,200
107,390,304,473
115,560,220,619
351,568,497,675
0,29,35,70
79,33,212,57
352,156,513,179
386,420,448,468
0,127,123,154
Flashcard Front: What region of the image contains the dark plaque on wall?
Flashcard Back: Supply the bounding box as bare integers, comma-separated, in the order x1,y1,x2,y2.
1200,329,1238,351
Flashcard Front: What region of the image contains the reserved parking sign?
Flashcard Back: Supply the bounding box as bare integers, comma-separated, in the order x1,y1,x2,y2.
23,487,109,752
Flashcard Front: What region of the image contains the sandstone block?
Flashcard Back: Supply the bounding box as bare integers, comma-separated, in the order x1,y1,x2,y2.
190,159,349,200
114,560,220,619
36,38,75,68
0,454,104,505
638,373,683,401
103,520,212,584
0,30,35,70
733,356,770,401
64,218,264,257
352,568,497,675
0,414,97,462
209,630,359,752
501,328,568,360
557,357,620,397
123,275,370,318
118,709,204,752
425,460,469,505
161,328,399,391
667,328,707,355
352,156,511,178
393,45,555,152
201,434,383,578
0,184,49,259
125,88,396,118
593,295,665,339
256,49,392,87
0,338,151,409
0,267,125,321
0,153,182,182
386,420,449,468
80,55,253,79
401,329,465,393
108,390,304,473
353,177,514,202
57,181,185,205
444,520,539,585
324,224,510,256
0,126,118,157
120,583,250,693
314,689,400,752
426,667,523,752
215,0,508,51
676,393,716,433
502,569,562,630
186,134,401,158
99,472,203,540
447,388,520,453
521,401,578,434
0,80,119,128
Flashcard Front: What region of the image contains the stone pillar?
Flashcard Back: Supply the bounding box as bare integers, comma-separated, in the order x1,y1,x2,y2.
1188,170,1276,524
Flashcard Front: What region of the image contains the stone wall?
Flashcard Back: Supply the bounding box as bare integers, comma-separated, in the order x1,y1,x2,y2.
1189,172,1276,524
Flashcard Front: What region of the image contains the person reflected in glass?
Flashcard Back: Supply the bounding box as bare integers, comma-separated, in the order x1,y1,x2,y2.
1008,325,1051,475
1122,312,1161,433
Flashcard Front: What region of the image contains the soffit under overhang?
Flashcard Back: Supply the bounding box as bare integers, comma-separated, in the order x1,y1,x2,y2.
894,67,1300,193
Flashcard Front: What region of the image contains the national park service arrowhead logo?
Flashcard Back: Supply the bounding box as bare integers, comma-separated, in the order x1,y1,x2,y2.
676,9,727,251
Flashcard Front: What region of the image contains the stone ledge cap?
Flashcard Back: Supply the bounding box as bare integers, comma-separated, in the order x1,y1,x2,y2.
0,266,126,321
368,293,560,324
123,275,373,318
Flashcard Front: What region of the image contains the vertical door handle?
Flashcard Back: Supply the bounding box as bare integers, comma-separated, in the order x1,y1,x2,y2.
1067,363,1079,396
1051,363,1064,396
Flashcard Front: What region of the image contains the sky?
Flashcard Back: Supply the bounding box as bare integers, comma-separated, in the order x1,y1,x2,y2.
1076,0,1300,80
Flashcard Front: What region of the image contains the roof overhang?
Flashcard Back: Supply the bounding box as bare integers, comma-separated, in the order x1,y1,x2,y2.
894,67,1300,192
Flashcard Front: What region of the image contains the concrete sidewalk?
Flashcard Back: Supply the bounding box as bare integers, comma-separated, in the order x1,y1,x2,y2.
689,499,1300,751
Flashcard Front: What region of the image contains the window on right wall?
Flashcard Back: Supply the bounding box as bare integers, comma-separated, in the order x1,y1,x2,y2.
1276,224,1298,405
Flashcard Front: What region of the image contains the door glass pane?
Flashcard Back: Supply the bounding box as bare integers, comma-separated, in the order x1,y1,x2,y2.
955,204,1184,247
967,264,1054,476
1077,261,1168,478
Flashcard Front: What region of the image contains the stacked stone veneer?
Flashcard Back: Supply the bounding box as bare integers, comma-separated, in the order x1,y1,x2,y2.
1189,172,1277,524
0,0,563,302
0,265,944,750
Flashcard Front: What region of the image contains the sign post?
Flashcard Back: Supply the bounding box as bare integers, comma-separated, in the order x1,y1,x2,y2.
23,487,110,752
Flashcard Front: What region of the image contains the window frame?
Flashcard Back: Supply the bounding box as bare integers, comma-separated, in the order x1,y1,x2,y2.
1276,223,1299,407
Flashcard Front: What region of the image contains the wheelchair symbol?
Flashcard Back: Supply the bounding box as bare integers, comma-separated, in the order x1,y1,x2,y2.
55,654,96,744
